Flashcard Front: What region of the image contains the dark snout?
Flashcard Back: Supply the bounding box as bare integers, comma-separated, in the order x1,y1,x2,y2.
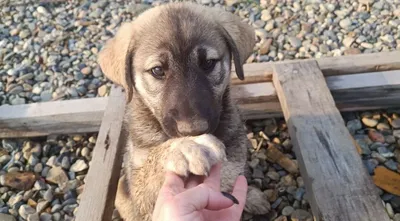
162,87,220,137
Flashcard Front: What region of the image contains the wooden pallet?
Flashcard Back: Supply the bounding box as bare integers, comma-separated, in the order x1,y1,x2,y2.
1,51,400,221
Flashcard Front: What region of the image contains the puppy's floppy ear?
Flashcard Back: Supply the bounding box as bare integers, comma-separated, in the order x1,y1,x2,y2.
98,22,135,102
212,8,256,80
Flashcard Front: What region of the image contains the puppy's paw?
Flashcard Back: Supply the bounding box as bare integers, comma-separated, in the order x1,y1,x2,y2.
164,134,227,177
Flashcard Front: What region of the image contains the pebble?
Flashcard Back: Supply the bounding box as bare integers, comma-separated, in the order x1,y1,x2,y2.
339,18,352,29
27,213,40,221
384,160,398,171
290,209,313,221
0,214,16,221
282,206,295,216
98,85,108,97
343,37,355,48
40,213,52,221
362,118,378,127
19,204,36,219
288,37,302,48
46,167,69,186
394,214,400,221
391,119,400,129
386,203,395,218
81,67,92,75
70,159,88,172
43,189,53,202
347,119,362,134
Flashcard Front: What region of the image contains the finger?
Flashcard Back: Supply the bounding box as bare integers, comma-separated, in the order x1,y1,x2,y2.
230,175,248,209
160,171,185,196
176,184,235,212
185,175,204,189
203,163,222,191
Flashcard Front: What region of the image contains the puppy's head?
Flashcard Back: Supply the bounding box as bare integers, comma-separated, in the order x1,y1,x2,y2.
98,3,255,137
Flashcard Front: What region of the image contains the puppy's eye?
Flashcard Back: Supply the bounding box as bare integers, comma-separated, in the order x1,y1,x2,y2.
151,66,165,79
201,59,218,71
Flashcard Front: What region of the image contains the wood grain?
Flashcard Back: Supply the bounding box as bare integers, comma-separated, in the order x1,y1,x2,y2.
74,85,126,221
231,50,400,85
0,97,108,138
272,61,390,221
2,70,400,138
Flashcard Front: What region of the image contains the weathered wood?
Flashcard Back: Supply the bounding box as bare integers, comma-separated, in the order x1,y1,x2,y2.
75,85,126,221
231,50,400,85
2,70,400,138
272,61,390,221
0,97,108,137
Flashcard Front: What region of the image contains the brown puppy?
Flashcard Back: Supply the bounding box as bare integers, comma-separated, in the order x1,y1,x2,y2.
98,2,269,221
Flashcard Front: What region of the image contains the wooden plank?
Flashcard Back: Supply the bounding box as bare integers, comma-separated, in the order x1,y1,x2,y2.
75,85,126,221
0,97,108,137
272,60,390,221
2,70,400,138
231,50,400,85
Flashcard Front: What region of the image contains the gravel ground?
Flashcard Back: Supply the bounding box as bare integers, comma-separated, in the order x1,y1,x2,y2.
0,0,400,220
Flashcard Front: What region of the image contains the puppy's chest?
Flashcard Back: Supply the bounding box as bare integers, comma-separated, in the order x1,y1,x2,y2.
127,139,150,169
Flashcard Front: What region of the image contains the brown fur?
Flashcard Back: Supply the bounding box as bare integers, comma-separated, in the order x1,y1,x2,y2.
98,2,269,221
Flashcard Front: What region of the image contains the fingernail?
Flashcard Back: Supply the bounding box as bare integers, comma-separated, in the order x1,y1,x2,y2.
221,192,239,204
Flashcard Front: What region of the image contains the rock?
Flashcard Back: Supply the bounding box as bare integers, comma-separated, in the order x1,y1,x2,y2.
371,152,387,163
290,209,313,221
244,186,271,215
19,30,31,39
368,130,385,143
386,203,395,218
343,37,355,48
34,163,43,173
260,39,272,55
282,206,295,216
46,167,69,186
36,200,49,213
40,90,52,102
339,18,352,29
267,171,280,181
384,160,398,171
70,159,88,172
19,204,36,219
265,21,274,31
344,48,361,55
40,213,52,221
98,85,108,97
81,67,92,75
27,213,40,221
378,123,391,131
61,157,70,170
394,149,400,163
381,34,395,43
347,119,362,134
3,171,36,190
391,119,400,129
377,146,394,158
362,118,378,127
0,155,11,165
373,166,400,196
288,37,302,48
275,216,288,221
43,189,53,202
34,180,46,190
0,214,16,221
266,145,298,174
394,214,400,221
37,6,48,14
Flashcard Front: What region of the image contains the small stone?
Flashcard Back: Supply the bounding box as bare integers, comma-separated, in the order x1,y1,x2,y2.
27,213,39,221
19,204,36,219
378,123,391,131
378,146,394,158
81,147,90,158
393,214,400,221
3,171,36,190
391,119,400,129
347,119,362,134
40,90,52,102
36,200,49,213
339,18,352,29
46,167,69,186
81,67,92,75
371,152,387,163
293,188,305,201
288,37,302,48
290,209,312,221
0,155,11,165
34,180,46,190
368,130,385,143
267,171,280,181
34,163,43,173
28,155,39,166
282,206,294,216
0,214,16,221
61,157,70,170
265,21,274,31
381,34,395,43
362,118,378,127
343,37,355,47
245,187,270,215
384,160,398,171
43,189,53,202
344,48,361,55
98,85,108,97
386,203,394,218
394,149,400,163
253,168,265,179
40,213,52,221
70,159,88,172
260,39,272,55
249,158,260,169
19,30,31,39
364,159,379,175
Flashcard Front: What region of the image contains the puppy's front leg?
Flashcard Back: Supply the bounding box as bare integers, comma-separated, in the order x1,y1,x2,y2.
131,134,227,221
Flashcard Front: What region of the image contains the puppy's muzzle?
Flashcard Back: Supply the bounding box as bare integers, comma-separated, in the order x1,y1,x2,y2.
176,119,209,136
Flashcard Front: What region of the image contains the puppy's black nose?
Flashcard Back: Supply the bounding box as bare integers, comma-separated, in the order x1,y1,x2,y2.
176,119,209,136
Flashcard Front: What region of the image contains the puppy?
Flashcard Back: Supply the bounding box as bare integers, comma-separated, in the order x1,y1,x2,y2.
98,2,269,220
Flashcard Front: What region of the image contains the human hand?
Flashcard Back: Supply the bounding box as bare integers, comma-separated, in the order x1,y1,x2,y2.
152,163,248,221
